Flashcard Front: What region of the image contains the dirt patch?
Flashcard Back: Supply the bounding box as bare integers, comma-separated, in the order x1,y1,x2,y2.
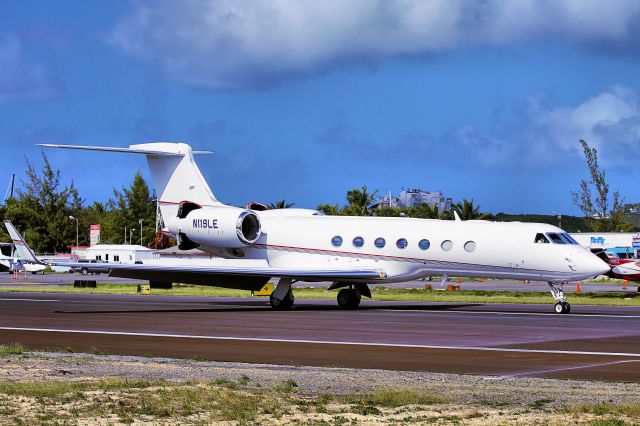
0,350,639,424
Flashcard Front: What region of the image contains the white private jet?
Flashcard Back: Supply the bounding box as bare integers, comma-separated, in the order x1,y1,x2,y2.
27,142,610,314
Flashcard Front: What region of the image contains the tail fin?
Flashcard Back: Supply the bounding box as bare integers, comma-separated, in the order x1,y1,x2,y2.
3,221,42,264
39,142,222,221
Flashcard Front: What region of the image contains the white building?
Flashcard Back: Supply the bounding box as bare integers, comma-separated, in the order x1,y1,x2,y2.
570,232,640,258
85,244,154,263
376,189,452,211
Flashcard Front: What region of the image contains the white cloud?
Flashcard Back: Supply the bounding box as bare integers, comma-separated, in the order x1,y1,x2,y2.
447,86,640,166
0,34,58,102
108,0,640,89
532,86,640,154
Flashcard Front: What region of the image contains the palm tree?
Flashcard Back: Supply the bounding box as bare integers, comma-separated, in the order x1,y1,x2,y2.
269,199,295,209
453,198,484,220
409,204,445,219
317,204,340,215
346,185,378,216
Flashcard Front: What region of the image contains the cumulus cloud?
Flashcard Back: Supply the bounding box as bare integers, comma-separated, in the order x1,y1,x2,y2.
446,86,640,166
108,0,640,89
0,34,58,102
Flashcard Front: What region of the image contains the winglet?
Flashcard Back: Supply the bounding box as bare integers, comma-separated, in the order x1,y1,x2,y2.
3,221,42,264
453,211,462,222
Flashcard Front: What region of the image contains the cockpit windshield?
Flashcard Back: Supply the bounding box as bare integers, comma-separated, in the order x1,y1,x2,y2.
534,233,550,244
545,232,579,245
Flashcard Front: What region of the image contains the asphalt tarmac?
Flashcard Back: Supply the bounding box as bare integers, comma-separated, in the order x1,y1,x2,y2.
0,291,639,382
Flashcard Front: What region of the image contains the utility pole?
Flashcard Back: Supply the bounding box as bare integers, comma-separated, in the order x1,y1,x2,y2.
124,226,127,244
139,219,143,245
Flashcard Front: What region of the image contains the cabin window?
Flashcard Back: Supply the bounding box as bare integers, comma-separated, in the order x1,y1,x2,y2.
534,233,550,244
96,255,102,260
546,233,566,244
331,236,343,247
105,254,109,261
374,238,386,248
396,238,408,249
418,239,430,250
114,255,120,262
353,236,364,247
441,240,453,251
464,241,476,252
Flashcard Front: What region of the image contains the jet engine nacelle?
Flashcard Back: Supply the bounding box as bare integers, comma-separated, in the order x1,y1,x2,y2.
170,206,262,250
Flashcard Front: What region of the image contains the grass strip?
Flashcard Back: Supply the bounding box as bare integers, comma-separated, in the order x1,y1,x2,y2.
0,283,638,306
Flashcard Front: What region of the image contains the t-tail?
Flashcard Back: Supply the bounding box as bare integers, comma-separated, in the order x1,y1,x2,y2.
38,142,222,222
3,221,42,264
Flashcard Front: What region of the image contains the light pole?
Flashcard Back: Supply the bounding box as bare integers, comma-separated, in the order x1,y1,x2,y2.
130,228,134,246
68,216,78,249
139,219,144,245
124,226,127,244
552,211,562,229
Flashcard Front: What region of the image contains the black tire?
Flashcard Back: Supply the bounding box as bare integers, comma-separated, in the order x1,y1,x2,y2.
337,288,361,309
270,290,294,310
554,302,564,314
562,302,571,314
80,267,88,275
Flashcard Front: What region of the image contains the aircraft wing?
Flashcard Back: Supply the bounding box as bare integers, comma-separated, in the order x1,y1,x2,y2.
47,260,387,284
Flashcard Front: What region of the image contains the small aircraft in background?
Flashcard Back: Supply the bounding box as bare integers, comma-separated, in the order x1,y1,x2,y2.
7,142,612,314
593,250,640,283
0,226,46,274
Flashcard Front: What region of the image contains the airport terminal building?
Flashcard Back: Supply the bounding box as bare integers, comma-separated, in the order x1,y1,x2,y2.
570,232,640,258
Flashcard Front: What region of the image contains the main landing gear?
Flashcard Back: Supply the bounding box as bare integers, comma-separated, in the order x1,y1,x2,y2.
330,282,371,309
337,288,361,309
270,277,295,310
547,281,571,314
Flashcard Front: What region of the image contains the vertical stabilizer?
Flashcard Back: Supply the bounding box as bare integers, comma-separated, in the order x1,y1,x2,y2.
38,142,223,224
3,221,41,264
129,142,222,220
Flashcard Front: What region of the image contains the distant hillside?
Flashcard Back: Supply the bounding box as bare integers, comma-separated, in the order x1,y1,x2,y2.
493,213,592,232
623,213,640,229
493,213,640,233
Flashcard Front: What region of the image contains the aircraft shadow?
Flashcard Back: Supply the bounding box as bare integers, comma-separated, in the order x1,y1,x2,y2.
54,301,481,315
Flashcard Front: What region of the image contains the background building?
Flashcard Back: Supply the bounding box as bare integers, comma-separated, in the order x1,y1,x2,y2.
376,189,452,211
570,232,640,258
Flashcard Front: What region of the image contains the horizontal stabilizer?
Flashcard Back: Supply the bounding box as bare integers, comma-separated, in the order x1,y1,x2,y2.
38,144,212,156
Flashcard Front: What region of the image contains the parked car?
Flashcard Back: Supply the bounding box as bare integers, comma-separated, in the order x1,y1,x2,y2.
73,259,110,275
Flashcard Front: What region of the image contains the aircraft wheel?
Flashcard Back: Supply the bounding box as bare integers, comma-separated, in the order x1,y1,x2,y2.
270,290,294,310
80,267,88,275
337,288,361,309
554,302,570,314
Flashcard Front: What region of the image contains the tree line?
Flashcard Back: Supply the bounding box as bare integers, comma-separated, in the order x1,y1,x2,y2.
0,152,157,253
0,140,636,253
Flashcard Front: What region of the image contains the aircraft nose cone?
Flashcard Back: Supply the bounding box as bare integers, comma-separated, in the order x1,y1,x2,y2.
587,254,612,277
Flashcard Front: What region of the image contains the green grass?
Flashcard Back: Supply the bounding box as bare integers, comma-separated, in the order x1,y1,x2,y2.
0,343,26,357
0,282,639,306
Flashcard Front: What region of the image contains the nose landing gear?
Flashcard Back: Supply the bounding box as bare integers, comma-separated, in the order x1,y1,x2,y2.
548,281,571,314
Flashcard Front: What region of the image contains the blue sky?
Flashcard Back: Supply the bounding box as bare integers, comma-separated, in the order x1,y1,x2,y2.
2,0,640,214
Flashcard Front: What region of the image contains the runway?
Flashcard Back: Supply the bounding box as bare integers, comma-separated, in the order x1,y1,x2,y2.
0,291,639,381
